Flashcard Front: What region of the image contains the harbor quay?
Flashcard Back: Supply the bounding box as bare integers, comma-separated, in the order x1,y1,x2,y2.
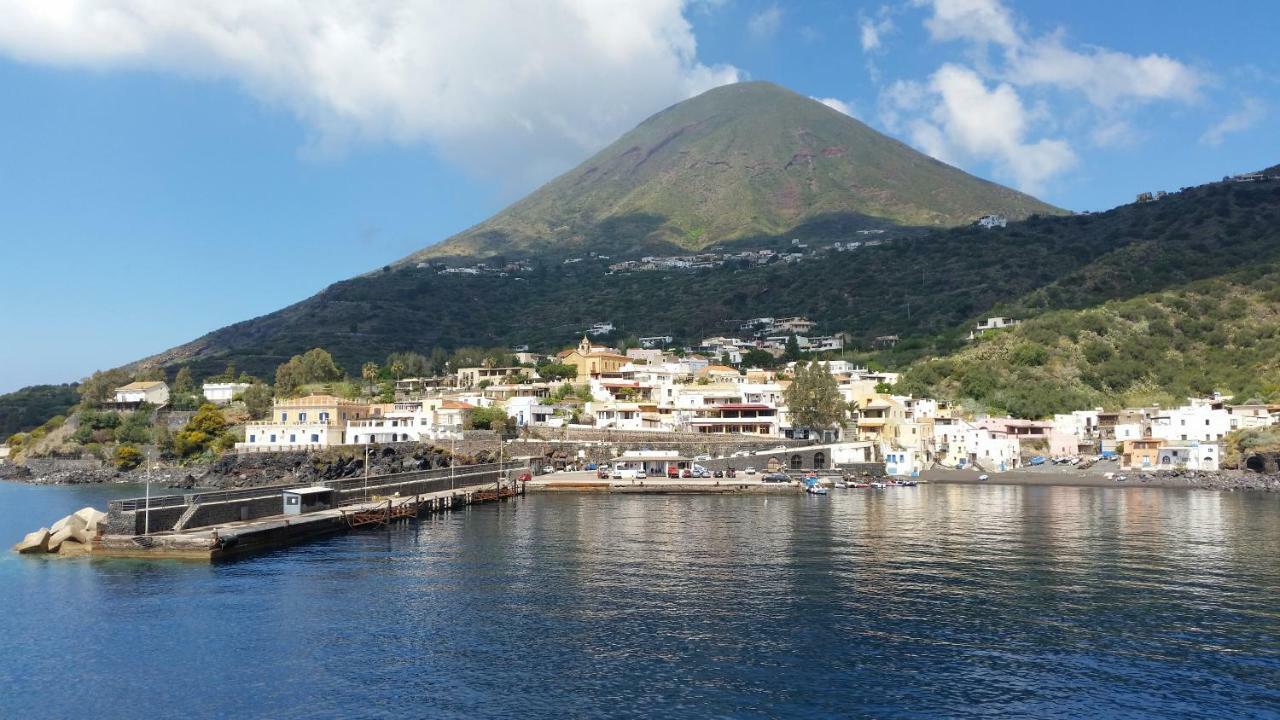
92,461,527,561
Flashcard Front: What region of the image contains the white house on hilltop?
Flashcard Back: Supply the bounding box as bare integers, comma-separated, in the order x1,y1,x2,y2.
113,381,170,407
202,382,252,405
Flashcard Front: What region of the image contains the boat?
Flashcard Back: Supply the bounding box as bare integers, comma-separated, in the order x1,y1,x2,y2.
833,480,849,489
898,480,918,487
806,484,828,495
870,482,887,489
851,482,870,489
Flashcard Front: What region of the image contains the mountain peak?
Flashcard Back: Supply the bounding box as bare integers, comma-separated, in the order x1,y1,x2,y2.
410,80,1063,262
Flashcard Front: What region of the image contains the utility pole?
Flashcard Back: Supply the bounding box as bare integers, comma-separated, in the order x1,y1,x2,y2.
364,443,371,503
144,447,151,535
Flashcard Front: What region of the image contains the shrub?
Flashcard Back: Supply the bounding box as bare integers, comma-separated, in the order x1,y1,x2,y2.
114,444,144,471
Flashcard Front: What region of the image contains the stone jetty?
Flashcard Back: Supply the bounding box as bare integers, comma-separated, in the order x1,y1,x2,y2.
13,506,108,556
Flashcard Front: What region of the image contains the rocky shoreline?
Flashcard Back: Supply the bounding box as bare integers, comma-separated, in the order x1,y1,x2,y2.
0,443,500,491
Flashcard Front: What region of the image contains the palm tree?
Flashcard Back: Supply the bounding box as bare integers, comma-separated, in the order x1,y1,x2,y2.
361,362,379,397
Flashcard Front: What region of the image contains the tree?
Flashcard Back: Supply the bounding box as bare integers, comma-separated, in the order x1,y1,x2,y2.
77,368,132,407
173,404,229,459
240,383,273,420
538,363,578,381
362,362,380,395
173,367,195,394
741,349,778,368
784,333,803,362
468,406,508,431
300,348,342,382
275,360,302,397
784,361,847,437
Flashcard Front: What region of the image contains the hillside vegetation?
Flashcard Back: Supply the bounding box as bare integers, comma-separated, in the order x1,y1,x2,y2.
140,176,1280,391
0,384,79,438
409,81,1061,261
898,266,1280,417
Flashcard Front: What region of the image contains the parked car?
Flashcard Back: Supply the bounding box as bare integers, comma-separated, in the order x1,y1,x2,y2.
681,469,693,478
542,466,554,474
712,470,724,478
517,472,532,483
744,466,757,475
635,469,647,480
762,472,789,483
585,463,597,470
597,467,610,479
667,466,680,479
726,468,737,478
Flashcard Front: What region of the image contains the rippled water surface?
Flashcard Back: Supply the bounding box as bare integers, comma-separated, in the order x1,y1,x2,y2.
2,481,1279,719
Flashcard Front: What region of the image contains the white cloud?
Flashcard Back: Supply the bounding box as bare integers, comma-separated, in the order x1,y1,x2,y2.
886,64,1075,193
1201,98,1265,146
1008,36,1202,108
919,0,1019,47
747,5,783,40
0,0,740,187
916,0,1203,109
814,97,857,118
860,12,894,53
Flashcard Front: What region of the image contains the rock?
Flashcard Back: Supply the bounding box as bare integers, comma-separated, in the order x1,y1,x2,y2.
47,524,88,552
51,513,88,536
14,528,50,554
58,540,92,556
72,507,108,533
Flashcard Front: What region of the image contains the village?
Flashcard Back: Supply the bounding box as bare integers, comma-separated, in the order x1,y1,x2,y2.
62,310,1271,482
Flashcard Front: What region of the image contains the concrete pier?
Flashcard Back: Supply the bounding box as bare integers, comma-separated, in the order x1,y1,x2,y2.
96,462,527,561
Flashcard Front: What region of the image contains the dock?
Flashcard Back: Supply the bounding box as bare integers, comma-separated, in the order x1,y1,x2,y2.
96,461,527,561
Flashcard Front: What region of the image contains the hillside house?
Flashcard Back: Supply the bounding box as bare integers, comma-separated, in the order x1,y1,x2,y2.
202,382,251,405
113,381,170,408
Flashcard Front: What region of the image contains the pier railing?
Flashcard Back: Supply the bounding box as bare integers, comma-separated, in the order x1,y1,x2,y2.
113,461,525,512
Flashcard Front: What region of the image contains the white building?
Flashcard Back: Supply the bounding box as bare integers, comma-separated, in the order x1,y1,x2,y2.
1148,405,1231,444
639,335,673,348
202,382,251,405
587,322,615,336
976,214,1008,229
113,381,170,406
968,317,1021,339
1156,444,1220,471
506,396,560,428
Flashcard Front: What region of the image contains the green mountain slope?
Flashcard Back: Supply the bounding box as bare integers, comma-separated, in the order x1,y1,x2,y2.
139,175,1279,390
409,81,1062,261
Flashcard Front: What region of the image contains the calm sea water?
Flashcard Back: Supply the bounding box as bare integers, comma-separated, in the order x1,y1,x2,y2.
1,480,1278,719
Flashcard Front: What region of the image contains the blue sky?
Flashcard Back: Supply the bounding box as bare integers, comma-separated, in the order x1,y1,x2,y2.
1,0,1276,393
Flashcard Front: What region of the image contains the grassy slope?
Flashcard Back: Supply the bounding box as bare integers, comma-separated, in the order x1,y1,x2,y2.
896,179,1280,416
141,177,1280,389
409,82,1062,261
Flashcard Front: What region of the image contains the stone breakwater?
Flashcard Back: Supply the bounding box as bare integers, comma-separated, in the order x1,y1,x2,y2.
1,444,500,490
13,506,108,556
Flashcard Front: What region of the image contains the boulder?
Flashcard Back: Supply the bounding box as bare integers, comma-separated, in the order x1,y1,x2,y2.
58,540,92,557
47,524,88,552
72,507,108,533
51,513,88,536
14,528,50,554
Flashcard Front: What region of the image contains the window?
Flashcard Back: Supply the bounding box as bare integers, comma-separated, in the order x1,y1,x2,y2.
790,454,802,470
310,434,319,443
249,435,256,443
269,434,277,443
289,434,296,443
299,412,307,422
320,412,329,423
280,412,288,422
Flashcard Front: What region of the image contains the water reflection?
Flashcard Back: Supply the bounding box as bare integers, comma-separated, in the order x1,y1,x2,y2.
1,481,1277,719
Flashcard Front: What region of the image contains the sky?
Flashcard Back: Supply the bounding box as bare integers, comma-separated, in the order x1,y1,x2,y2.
1,0,1277,393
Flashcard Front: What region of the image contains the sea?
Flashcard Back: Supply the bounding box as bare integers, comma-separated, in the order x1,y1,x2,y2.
1,480,1278,719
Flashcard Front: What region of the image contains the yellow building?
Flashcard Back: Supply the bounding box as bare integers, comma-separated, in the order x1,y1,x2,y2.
560,336,628,382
